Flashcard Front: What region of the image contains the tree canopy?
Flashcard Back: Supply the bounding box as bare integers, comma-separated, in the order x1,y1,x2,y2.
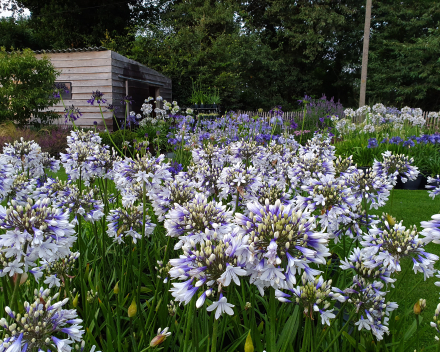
2,0,440,111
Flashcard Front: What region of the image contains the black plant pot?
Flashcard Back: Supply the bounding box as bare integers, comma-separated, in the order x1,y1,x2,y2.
402,174,423,190
419,175,428,190
394,176,403,189
213,103,217,109
200,104,205,109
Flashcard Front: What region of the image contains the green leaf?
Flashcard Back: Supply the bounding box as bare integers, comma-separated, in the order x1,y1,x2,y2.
342,331,366,352
276,305,299,352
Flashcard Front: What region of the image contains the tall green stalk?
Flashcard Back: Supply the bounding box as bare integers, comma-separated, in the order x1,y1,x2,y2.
268,287,277,352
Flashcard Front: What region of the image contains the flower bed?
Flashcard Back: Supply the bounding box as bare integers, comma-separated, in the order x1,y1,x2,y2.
2,95,440,351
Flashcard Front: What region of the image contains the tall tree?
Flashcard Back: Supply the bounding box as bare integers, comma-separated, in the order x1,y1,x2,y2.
1,0,163,49
367,0,440,110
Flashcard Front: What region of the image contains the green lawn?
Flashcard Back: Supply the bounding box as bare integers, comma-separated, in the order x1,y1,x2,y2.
369,189,440,346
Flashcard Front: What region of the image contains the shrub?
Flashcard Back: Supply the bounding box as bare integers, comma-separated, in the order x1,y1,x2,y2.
0,48,60,127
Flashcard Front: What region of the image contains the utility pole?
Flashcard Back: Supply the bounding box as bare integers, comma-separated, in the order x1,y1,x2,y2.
359,0,372,107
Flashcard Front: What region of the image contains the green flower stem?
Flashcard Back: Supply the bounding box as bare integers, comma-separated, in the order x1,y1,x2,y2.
137,181,148,305
99,104,123,155
315,302,347,351
322,312,356,352
269,287,277,352
184,298,195,352
211,314,219,352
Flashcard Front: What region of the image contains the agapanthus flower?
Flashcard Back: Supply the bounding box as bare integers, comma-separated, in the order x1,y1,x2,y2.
332,276,397,340
165,193,234,249
0,288,84,351
87,90,107,105
297,174,358,236
64,105,82,123
169,227,248,308
29,252,80,286
5,174,36,205
106,205,156,243
236,199,330,293
0,197,76,270
373,151,419,185
0,138,43,176
206,294,235,319
362,219,438,278
276,274,337,326
57,185,104,224
347,168,392,209
60,130,103,182
425,175,440,199
113,154,172,200
340,247,395,284
149,177,197,221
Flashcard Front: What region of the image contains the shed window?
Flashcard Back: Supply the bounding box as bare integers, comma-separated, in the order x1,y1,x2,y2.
55,82,72,100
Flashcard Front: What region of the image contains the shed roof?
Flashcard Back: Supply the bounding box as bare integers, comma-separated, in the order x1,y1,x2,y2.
34,46,107,54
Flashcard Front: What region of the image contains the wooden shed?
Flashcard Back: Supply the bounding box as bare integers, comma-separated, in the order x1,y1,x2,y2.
35,46,172,130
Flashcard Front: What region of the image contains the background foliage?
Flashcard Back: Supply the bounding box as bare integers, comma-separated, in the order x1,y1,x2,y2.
0,48,60,126
1,0,440,111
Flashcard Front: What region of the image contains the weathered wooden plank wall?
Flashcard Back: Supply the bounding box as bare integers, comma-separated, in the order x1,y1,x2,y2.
35,49,172,130
36,50,114,129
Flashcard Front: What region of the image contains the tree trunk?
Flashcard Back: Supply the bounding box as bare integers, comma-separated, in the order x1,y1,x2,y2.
359,0,372,107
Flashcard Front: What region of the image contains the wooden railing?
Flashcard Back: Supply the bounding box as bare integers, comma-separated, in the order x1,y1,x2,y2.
237,110,440,129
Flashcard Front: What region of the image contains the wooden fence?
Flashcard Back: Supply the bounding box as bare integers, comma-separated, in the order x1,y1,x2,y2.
237,110,440,129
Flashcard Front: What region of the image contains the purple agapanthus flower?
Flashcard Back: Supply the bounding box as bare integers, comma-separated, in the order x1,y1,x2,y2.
122,95,134,105
87,90,107,105
64,105,82,123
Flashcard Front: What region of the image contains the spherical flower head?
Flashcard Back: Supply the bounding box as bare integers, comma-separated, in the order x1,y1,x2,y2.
107,205,156,243
1,137,43,175
29,252,80,286
335,276,397,340
279,273,336,325
57,185,104,224
113,154,172,197
0,287,84,351
340,247,395,285
0,197,76,265
236,199,330,290
362,220,438,278
150,178,197,221
165,193,233,242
